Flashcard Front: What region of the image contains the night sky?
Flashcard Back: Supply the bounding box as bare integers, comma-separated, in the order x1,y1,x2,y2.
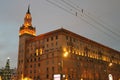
0,0,120,68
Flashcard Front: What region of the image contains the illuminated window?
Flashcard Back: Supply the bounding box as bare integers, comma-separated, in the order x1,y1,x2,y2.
36,49,39,56
40,48,43,55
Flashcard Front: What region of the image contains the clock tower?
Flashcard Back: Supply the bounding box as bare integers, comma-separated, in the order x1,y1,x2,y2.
17,6,36,80
19,5,36,36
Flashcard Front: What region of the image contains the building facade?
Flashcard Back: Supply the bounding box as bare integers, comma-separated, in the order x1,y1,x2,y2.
17,7,120,80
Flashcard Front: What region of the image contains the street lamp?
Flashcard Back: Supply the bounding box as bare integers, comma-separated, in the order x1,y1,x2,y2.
108,62,113,67
105,62,113,80
63,51,69,58
58,51,69,80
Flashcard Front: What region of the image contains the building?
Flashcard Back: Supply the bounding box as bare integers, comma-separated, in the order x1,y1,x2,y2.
11,68,17,80
17,6,120,80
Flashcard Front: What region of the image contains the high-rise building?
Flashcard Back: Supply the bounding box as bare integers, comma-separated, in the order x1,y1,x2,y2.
17,6,120,80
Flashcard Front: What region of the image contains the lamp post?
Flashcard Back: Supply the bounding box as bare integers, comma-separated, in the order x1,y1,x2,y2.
104,62,113,80
63,50,81,80
62,51,69,80
58,51,69,80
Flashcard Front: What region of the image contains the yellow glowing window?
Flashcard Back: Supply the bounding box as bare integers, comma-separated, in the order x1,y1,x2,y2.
40,48,43,55
36,49,39,56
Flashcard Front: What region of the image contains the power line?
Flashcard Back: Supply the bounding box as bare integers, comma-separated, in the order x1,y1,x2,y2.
46,0,75,15
60,0,120,38
84,11,120,37
46,0,120,40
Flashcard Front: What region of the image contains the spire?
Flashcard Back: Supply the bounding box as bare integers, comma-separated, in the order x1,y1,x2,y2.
24,5,32,27
27,5,30,14
19,5,36,36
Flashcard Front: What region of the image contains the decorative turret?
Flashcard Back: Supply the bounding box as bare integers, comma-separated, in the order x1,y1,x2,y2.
19,5,36,36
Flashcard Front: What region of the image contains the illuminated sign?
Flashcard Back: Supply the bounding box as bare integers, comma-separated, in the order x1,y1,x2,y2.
54,74,61,80
108,74,113,80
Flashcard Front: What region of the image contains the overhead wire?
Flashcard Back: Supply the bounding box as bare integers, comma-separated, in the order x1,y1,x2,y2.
46,0,75,15
60,0,120,38
84,11,120,37
46,0,120,40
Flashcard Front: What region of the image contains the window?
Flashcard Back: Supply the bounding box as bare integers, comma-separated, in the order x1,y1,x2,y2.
73,38,76,42
34,58,36,62
36,49,39,56
46,74,49,79
51,37,53,41
52,67,54,73
27,59,29,62
66,36,68,40
47,38,49,42
38,63,40,67
40,48,43,55
46,67,49,73
56,35,58,39
52,53,54,57
37,76,40,79
30,58,32,62
30,70,32,73
38,57,40,61
30,64,32,68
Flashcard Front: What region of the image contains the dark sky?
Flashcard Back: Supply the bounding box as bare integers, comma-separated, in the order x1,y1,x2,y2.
0,0,120,68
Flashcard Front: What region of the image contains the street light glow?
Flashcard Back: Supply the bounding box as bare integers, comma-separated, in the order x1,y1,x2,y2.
109,63,113,67
63,51,68,57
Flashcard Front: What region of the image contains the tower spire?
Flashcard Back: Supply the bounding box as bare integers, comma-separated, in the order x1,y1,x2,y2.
27,4,30,14
19,5,36,36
